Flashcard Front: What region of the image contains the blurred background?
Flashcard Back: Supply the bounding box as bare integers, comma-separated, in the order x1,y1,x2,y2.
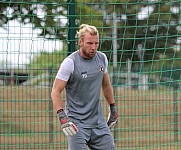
0,0,180,149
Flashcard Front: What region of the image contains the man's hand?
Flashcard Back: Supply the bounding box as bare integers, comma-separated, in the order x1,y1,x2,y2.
57,109,78,136
107,103,118,129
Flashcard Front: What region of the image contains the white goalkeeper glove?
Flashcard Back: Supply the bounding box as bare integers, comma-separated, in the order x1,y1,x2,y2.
57,109,78,136
107,103,118,129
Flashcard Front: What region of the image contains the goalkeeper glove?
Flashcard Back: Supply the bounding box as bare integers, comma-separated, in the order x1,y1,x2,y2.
57,109,78,136
107,103,118,129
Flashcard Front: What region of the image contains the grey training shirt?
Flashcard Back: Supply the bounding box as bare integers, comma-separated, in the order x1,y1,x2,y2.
56,50,108,128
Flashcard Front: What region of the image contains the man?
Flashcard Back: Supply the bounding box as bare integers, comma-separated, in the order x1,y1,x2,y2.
51,24,118,150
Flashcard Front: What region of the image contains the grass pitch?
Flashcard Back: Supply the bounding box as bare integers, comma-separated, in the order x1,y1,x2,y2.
0,86,180,149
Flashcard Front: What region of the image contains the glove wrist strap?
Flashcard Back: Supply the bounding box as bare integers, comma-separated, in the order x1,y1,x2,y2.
57,109,67,122
57,108,64,114
110,103,115,107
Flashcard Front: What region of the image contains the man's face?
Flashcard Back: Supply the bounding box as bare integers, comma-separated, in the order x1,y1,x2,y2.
79,33,99,59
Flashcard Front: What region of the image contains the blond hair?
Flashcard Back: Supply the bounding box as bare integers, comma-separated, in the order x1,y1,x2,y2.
77,24,98,39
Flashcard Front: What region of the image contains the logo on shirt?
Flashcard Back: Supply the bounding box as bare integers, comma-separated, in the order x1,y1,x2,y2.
81,71,87,78
99,65,104,72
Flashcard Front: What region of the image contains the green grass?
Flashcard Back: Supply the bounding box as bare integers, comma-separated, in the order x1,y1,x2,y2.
0,86,180,150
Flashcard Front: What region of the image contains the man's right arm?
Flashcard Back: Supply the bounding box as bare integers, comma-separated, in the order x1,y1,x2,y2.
51,57,74,111
51,78,67,111
51,58,78,136
51,78,78,136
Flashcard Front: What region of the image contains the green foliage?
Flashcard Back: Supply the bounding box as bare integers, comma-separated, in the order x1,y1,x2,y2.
148,52,181,72
0,0,67,40
101,0,181,64
27,50,66,75
0,0,180,70
0,0,104,40
76,0,104,27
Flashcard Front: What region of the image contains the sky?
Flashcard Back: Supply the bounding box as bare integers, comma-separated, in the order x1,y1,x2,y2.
0,20,63,68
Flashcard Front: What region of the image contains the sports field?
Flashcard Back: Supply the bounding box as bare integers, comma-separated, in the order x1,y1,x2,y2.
1,0,181,149
0,86,180,149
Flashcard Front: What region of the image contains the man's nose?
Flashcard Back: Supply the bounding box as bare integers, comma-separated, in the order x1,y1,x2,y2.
91,44,97,50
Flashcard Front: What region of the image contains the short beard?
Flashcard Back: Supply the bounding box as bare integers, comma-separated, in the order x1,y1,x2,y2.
82,49,92,59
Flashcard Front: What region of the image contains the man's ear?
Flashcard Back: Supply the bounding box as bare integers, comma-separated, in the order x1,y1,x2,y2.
78,38,83,46
78,40,81,46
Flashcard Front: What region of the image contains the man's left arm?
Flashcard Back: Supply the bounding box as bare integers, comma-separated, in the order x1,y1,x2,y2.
102,73,118,128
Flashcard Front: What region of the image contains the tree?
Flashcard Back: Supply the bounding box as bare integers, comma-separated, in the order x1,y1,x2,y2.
27,50,66,75
0,0,180,69
0,0,68,40
0,0,103,40
101,0,181,69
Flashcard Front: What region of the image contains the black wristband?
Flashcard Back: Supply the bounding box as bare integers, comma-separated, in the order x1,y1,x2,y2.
57,109,64,114
110,103,115,107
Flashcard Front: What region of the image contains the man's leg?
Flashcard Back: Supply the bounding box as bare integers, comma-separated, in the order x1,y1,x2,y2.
68,127,91,150
88,125,115,150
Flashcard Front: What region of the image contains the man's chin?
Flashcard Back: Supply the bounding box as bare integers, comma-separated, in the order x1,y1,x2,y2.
89,53,96,58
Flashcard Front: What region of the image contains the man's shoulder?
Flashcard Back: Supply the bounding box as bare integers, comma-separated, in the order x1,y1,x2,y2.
96,51,107,60
68,50,79,60
97,51,104,55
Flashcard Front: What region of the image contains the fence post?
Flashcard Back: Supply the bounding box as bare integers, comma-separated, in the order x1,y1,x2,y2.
173,83,179,142
67,0,76,55
48,67,54,143
112,11,118,141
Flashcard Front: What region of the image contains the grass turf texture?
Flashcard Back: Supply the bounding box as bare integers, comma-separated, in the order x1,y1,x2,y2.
0,86,180,149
